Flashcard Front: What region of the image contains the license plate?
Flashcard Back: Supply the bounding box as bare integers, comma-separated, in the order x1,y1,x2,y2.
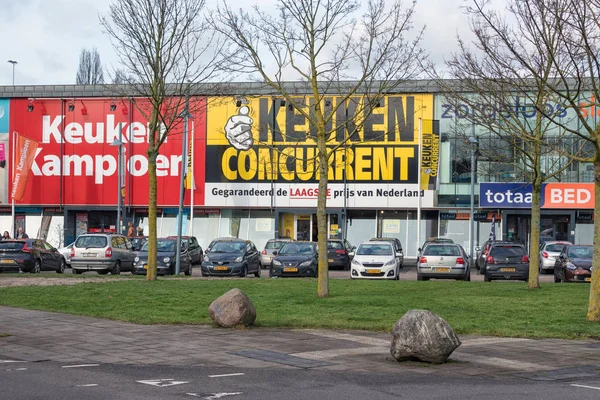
366,269,380,274
283,267,298,272
143,264,148,270
328,259,334,262
434,267,450,272
0,259,14,264
501,268,516,272
214,266,228,271
83,253,95,257
585,277,591,282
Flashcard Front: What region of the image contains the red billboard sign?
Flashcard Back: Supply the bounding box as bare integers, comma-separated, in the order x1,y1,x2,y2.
9,98,206,206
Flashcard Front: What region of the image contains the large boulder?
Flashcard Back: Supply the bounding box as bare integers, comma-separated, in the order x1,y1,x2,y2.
208,288,256,328
390,309,461,364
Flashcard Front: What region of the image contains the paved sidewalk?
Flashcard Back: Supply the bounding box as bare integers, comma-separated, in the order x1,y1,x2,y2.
0,306,599,380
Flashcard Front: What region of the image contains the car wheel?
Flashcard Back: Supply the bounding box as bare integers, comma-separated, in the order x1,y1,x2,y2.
344,261,350,271
56,258,65,274
479,264,486,275
32,260,41,274
184,264,192,276
464,270,471,281
484,273,491,282
241,265,248,278
395,267,400,280
73,269,83,275
112,261,121,275
254,266,261,278
417,273,423,281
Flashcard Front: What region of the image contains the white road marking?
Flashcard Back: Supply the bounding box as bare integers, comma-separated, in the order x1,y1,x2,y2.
15,368,27,371
77,384,99,387
204,393,243,400
571,384,600,391
0,360,27,363
62,364,100,368
451,352,553,371
292,347,388,360
208,373,245,378
137,378,189,387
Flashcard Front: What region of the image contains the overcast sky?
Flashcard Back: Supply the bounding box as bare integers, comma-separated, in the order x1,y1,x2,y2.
1,0,475,86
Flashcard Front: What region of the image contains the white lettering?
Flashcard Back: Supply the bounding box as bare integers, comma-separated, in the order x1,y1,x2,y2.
42,155,61,176
551,188,562,203
64,122,83,144
42,115,64,144
129,155,148,176
63,155,94,176
171,155,182,176
578,189,591,203
156,155,169,176
84,122,103,144
95,155,116,184
129,122,146,143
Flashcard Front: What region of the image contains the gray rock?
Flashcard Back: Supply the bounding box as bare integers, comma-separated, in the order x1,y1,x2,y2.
208,288,256,328
390,309,461,364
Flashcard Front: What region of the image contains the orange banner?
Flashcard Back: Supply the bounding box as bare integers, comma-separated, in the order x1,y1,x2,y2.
11,134,40,201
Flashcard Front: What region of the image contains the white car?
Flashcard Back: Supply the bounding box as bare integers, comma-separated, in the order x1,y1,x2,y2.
58,242,74,267
350,241,401,280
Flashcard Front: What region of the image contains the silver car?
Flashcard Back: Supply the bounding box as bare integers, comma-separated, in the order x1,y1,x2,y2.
260,239,293,269
71,233,136,275
539,241,572,273
417,243,470,281
58,242,74,267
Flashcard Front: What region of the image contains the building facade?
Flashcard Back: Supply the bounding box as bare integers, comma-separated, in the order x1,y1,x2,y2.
0,83,594,256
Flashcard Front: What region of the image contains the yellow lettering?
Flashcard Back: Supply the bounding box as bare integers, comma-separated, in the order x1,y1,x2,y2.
279,148,295,181
296,147,315,181
355,147,372,180
221,147,238,180
258,148,276,180
238,150,257,180
373,147,394,180
394,147,414,181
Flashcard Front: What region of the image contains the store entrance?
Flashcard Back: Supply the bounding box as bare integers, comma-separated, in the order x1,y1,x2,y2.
87,211,118,233
279,212,343,241
505,213,573,248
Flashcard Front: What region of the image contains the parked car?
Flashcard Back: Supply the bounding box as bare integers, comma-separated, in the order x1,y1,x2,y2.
58,242,74,267
554,244,593,283
475,241,493,274
167,236,203,264
201,238,260,277
0,239,66,274
418,237,455,257
369,237,403,267
70,233,136,275
327,239,354,271
133,238,192,276
260,238,293,269
350,241,401,280
417,243,470,281
270,241,318,278
481,242,529,282
539,241,572,274
130,236,148,252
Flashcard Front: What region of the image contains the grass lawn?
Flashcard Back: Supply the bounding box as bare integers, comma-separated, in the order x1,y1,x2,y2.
0,277,597,339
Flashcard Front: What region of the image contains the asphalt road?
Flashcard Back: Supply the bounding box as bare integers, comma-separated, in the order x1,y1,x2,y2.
2,361,600,400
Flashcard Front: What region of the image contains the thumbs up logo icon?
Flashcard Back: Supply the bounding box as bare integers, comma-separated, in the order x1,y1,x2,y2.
224,97,254,150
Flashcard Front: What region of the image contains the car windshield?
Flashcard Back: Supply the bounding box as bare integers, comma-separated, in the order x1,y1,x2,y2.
545,244,567,252
567,246,593,259
0,242,27,250
490,246,525,257
357,243,393,256
279,243,315,255
265,241,286,249
210,241,245,253
142,240,176,252
423,245,460,256
327,241,343,249
75,236,107,248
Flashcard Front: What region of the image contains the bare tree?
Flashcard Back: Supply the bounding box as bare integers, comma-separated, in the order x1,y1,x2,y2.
431,0,581,289
449,0,600,321
100,0,223,280
76,47,105,85
213,0,424,297
112,69,131,84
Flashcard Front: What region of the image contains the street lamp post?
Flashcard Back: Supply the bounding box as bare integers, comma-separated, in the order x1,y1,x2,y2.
110,133,124,235
469,137,479,260
175,97,191,275
7,60,17,85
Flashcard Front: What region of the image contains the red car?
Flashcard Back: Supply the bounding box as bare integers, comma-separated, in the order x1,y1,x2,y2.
554,244,593,283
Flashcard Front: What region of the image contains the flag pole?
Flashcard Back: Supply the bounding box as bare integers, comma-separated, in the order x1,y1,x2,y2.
190,120,195,236
11,131,15,236
417,118,422,255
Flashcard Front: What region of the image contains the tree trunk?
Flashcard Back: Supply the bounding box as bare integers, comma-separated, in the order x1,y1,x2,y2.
528,179,541,289
316,131,329,298
146,150,158,281
587,160,600,321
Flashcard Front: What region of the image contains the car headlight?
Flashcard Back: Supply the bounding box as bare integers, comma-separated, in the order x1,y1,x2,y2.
384,259,396,267
351,258,361,266
134,256,140,263
163,257,171,264
566,262,578,270
299,260,312,267
273,259,282,266
235,256,243,263
203,255,210,262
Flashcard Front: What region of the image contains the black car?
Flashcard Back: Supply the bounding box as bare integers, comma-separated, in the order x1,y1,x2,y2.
481,242,529,282
130,236,147,252
327,239,353,271
554,244,593,283
0,239,66,274
270,241,318,278
201,238,260,277
133,238,192,276
167,236,203,264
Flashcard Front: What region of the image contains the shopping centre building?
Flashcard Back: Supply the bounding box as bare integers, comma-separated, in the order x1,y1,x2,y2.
0,82,594,256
